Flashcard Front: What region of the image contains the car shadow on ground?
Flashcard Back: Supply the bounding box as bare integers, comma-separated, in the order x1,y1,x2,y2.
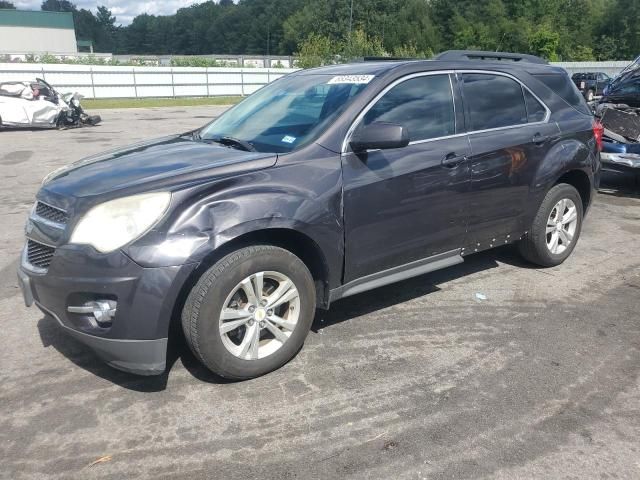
311,249,508,331
35,248,510,390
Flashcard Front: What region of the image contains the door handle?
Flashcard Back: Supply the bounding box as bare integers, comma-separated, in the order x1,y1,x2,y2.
441,152,467,168
532,133,549,146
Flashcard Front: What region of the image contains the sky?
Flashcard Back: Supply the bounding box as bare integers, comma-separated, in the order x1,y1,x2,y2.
12,1,197,25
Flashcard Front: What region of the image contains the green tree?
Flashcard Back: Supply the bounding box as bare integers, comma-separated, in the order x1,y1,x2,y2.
0,1,16,8
295,33,335,68
41,0,75,12
98,0,633,62
529,24,561,61
341,29,387,61
94,5,117,52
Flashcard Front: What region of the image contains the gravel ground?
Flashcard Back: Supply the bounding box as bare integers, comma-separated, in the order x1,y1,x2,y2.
1,107,639,480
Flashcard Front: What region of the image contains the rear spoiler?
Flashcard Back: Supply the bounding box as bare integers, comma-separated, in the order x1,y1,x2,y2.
434,50,548,65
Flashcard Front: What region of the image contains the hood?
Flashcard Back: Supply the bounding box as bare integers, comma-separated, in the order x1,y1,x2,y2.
42,135,277,199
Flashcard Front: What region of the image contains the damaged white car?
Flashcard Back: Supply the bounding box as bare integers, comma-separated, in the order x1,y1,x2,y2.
0,78,100,129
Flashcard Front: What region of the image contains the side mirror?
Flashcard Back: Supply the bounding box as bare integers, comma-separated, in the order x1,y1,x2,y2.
350,122,409,152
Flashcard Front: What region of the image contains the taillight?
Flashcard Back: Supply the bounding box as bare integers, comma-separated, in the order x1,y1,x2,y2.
593,120,604,152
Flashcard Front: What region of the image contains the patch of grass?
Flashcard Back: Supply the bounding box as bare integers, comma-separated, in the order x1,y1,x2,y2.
82,96,243,109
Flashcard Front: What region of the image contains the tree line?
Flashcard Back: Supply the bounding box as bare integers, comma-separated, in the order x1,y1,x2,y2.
0,0,638,62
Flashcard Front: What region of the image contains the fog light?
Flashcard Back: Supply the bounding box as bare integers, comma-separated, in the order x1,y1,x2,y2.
68,300,116,327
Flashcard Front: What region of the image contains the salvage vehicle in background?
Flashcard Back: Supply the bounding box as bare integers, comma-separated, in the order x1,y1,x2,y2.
18,50,600,380
571,72,611,101
596,104,640,185
0,78,100,129
601,62,640,107
594,56,640,184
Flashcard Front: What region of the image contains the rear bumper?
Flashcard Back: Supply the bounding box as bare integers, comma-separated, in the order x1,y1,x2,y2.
601,151,640,170
18,245,197,376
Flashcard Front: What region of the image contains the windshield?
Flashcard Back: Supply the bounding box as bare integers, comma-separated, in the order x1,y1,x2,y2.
199,74,371,153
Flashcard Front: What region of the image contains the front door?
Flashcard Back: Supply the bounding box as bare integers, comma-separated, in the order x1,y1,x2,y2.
341,73,471,282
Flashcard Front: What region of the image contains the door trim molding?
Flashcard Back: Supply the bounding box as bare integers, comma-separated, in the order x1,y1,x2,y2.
329,249,463,303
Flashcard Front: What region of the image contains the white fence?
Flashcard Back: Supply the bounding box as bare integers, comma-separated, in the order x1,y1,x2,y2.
0,63,298,99
551,61,631,78
0,61,633,100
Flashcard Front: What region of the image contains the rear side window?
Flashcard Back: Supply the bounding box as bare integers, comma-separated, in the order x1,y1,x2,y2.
524,90,547,122
533,73,591,114
363,74,455,142
461,73,527,130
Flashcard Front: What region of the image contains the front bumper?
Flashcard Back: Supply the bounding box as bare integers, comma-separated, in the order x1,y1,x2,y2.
18,244,197,375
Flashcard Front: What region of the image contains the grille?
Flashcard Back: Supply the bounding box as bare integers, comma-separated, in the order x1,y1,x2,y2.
35,201,68,225
27,239,55,269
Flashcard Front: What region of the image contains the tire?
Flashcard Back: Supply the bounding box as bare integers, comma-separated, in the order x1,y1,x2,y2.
518,183,584,267
182,245,316,380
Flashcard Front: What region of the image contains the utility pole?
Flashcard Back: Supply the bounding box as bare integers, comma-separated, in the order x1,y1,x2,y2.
349,0,354,38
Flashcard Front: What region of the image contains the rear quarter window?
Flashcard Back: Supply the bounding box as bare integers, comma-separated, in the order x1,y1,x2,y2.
533,73,591,115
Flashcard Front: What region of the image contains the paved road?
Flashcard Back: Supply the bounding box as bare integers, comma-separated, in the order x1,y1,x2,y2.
1,107,639,480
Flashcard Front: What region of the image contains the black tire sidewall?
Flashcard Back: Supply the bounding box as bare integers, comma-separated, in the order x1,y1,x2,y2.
187,246,316,379
531,184,583,266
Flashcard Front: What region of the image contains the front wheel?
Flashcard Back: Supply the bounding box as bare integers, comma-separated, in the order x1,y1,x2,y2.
518,183,583,267
182,245,316,380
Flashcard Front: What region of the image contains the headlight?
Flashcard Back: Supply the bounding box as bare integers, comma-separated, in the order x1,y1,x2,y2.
70,192,171,253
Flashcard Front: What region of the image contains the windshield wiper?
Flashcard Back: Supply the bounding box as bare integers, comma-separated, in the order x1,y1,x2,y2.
181,129,202,141
206,135,257,152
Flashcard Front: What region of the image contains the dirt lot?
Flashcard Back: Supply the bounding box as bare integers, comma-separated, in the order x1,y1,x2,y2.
1,107,639,480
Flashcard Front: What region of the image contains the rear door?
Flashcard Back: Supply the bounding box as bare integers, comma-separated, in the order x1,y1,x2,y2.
458,72,560,248
341,73,471,281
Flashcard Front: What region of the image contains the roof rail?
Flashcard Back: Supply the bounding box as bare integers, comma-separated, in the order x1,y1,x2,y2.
434,50,548,65
360,56,421,62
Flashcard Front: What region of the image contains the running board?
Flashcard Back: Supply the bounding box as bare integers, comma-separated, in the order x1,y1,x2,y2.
329,249,463,303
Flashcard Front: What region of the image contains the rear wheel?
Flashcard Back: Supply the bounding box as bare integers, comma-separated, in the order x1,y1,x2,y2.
518,183,583,267
182,245,316,379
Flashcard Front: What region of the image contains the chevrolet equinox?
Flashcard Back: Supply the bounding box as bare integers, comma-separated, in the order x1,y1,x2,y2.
18,51,601,379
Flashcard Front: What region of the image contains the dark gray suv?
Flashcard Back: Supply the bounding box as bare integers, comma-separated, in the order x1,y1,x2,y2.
18,51,601,379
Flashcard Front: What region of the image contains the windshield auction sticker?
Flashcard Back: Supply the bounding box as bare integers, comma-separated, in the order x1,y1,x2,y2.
328,75,375,85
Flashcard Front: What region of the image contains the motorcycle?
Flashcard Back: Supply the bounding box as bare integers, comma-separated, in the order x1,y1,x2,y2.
0,77,100,129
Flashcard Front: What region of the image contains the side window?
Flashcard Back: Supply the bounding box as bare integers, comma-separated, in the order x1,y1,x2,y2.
461,73,527,130
362,74,455,142
524,90,547,123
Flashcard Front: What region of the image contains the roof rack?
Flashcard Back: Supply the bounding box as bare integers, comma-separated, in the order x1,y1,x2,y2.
434,50,548,65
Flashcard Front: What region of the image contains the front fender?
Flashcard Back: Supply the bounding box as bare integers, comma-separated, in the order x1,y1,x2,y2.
123,157,344,288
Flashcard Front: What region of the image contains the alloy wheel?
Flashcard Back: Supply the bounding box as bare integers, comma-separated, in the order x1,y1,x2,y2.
219,271,300,360
546,198,578,255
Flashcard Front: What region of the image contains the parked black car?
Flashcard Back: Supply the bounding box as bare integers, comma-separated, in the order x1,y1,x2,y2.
18,50,601,379
601,68,640,107
571,72,611,101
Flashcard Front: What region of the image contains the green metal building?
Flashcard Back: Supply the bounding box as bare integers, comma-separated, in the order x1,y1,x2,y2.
0,10,78,54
